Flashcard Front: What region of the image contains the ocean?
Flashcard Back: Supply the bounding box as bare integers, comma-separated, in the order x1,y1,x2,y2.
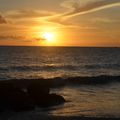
0,46,120,119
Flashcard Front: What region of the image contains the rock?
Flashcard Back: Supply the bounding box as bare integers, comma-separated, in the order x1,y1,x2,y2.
30,93,65,107
27,83,50,97
0,80,65,112
27,83,65,107
0,84,34,112
7,89,34,112
27,83,50,107
47,93,66,106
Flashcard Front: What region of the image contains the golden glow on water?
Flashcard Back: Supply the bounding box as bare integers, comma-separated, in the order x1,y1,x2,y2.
51,85,120,117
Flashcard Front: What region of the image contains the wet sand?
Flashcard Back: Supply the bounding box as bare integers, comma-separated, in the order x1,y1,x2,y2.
52,116,120,120
1,111,120,120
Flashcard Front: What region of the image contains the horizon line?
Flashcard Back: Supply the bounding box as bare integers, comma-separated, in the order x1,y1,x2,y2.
0,45,120,48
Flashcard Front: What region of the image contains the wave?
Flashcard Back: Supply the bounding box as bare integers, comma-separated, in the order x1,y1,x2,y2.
2,75,120,88
0,65,79,72
84,64,120,70
0,63,120,72
50,75,120,87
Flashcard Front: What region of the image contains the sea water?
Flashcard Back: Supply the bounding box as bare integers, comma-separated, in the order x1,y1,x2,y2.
0,46,120,118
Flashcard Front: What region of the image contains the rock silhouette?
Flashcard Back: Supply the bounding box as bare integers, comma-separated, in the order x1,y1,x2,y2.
0,79,65,112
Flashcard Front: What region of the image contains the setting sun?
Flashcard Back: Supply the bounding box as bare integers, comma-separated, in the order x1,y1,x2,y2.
39,31,60,46
43,32,54,42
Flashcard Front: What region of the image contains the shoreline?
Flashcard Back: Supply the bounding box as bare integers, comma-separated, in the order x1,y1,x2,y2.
1,112,120,120
0,110,120,120
52,116,120,120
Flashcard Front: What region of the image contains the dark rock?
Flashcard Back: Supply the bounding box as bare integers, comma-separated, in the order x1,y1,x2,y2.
0,80,65,112
27,83,65,107
27,82,50,97
27,83,50,105
47,93,66,106
0,84,34,112
31,93,65,107
7,89,34,112
27,83,50,106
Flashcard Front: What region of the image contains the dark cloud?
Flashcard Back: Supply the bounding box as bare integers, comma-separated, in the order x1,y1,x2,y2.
0,35,46,43
0,15,7,24
34,37,45,41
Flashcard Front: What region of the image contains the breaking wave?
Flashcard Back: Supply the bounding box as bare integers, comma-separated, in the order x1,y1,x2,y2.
3,75,120,88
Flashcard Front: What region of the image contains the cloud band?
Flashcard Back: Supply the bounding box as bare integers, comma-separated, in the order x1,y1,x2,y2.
62,0,120,18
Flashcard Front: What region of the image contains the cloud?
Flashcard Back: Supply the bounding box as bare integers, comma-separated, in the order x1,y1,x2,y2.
0,35,24,40
48,0,120,24
1,1,120,26
5,9,55,19
0,14,7,24
0,35,46,43
62,0,120,18
90,17,120,23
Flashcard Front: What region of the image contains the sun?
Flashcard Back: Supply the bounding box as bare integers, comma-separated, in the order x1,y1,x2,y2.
33,28,59,46
43,32,54,42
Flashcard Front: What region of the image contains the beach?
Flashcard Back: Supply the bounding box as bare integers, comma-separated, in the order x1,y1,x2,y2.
1,111,120,120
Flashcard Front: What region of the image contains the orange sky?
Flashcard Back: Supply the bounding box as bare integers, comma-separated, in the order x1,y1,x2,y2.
0,0,120,47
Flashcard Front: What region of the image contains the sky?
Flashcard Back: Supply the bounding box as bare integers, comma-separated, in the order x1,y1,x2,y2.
0,0,120,47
